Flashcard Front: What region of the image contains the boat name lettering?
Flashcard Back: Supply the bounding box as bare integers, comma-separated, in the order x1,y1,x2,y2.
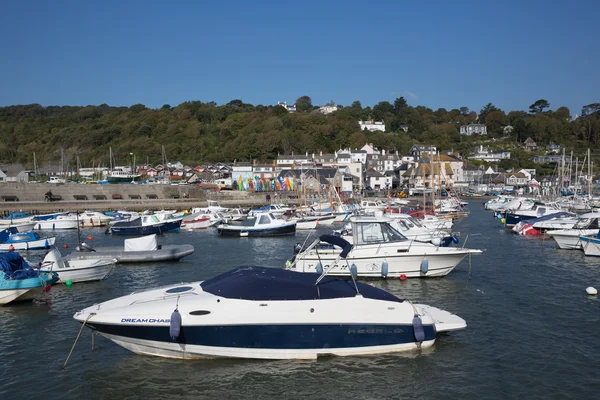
120,318,170,323
347,328,403,334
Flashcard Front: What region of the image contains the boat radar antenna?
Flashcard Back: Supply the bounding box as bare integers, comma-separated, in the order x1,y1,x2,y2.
314,234,360,295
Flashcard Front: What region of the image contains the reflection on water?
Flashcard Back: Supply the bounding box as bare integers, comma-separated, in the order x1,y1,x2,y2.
1,202,600,399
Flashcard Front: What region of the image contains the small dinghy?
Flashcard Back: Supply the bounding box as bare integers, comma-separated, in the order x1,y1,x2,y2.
68,234,194,263
0,228,56,251
39,248,116,283
1,252,58,305
73,265,467,359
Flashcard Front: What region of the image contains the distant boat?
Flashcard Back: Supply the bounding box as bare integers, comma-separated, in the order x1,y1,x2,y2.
0,228,56,251
109,214,182,235
218,212,296,237
106,168,141,183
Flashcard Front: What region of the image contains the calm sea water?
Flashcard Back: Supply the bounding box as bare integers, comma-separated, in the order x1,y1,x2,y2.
1,200,599,399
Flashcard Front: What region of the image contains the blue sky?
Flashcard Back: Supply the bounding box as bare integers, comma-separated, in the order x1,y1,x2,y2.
1,0,598,115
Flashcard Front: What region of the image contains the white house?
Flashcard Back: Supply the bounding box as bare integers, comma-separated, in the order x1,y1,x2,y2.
318,105,339,114
277,101,296,112
470,146,511,162
359,120,385,132
460,124,487,135
365,168,392,190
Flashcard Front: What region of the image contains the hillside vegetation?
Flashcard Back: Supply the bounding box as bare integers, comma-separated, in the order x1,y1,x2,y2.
1,97,599,171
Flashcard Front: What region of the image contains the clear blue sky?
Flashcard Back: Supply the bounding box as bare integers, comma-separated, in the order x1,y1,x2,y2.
1,0,598,115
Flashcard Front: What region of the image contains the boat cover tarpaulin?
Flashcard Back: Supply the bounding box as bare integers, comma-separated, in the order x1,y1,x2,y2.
201,266,403,302
0,252,37,279
124,235,158,252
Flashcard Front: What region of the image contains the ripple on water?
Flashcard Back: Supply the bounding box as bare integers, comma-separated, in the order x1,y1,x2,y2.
1,203,600,399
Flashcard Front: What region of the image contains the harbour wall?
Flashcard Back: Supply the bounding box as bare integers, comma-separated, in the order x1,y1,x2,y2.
0,182,300,214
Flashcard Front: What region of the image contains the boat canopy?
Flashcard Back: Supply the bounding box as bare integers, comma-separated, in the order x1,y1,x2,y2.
0,252,38,280
124,234,158,251
200,266,403,302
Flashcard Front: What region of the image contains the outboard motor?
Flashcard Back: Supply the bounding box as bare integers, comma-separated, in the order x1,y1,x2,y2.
42,248,66,269
76,242,96,252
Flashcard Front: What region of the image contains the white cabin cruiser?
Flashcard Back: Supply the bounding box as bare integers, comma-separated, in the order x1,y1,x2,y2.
545,213,600,250
73,266,467,359
287,216,482,278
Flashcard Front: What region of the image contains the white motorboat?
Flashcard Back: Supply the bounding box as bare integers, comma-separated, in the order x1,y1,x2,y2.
181,212,220,230
191,200,229,215
73,266,467,359
388,214,456,246
0,212,33,226
545,213,600,250
71,211,112,227
579,234,600,256
33,214,79,230
287,216,481,278
39,248,116,283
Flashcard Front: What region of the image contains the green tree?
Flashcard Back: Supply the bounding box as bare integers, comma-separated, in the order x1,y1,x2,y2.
479,103,497,123
529,99,550,114
393,97,408,114
295,96,313,112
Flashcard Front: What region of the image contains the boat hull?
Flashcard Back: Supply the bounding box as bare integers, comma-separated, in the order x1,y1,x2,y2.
290,247,474,278
43,260,115,283
89,324,436,360
68,244,195,263
0,237,55,251
110,220,181,235
218,223,296,237
0,287,41,305
580,237,600,256
34,219,79,230
547,230,598,250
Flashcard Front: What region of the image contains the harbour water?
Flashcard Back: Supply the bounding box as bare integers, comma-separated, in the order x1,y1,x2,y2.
1,199,599,399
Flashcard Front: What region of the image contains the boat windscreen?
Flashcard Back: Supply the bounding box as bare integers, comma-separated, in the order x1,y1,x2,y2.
200,266,403,302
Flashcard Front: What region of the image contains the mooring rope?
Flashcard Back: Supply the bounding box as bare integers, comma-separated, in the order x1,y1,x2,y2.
63,312,95,369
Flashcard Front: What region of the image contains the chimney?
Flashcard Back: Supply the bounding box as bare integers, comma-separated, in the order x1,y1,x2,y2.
320,151,322,156
253,159,256,166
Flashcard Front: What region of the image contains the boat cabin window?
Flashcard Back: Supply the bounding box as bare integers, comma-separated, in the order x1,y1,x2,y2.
574,218,598,229
408,217,423,227
354,222,407,245
143,216,160,224
395,220,409,231
258,215,271,224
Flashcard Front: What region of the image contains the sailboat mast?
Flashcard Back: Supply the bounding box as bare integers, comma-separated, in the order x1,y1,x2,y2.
588,148,592,198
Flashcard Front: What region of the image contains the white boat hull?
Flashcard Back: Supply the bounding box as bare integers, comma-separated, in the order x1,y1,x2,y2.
295,220,318,230
43,260,115,283
290,246,476,278
0,287,41,305
99,333,435,360
0,237,55,251
547,229,598,250
34,219,79,230
580,237,600,256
